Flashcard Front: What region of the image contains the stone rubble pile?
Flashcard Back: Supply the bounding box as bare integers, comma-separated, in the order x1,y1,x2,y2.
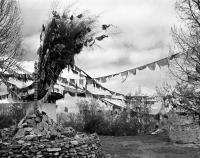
0,111,104,158
0,133,102,158
13,111,76,141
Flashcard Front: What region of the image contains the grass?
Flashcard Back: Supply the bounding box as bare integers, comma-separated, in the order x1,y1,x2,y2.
100,134,200,158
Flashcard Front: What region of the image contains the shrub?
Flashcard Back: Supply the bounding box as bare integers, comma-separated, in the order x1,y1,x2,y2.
0,104,25,129
59,99,157,136
58,113,84,132
0,115,16,129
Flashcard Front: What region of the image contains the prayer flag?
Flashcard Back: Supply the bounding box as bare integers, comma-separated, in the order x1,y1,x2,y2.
112,73,119,77
87,79,93,85
129,69,136,75
121,71,128,77
138,65,146,71
147,62,156,71
121,71,128,82
72,69,78,75
75,66,81,73
169,53,180,60
188,75,199,83
80,73,85,78
101,77,107,83
157,58,169,68
79,79,84,85
96,78,100,82
70,79,75,84
106,75,112,80
98,84,102,89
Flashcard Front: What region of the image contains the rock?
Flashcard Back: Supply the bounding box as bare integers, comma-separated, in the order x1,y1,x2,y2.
25,134,37,141
75,133,86,139
46,132,51,139
24,127,33,132
38,144,45,149
41,111,46,115
40,139,49,142
24,142,31,146
71,140,79,146
29,148,38,153
22,150,26,154
36,151,42,155
25,119,36,127
78,151,85,156
17,140,25,144
35,117,41,123
47,117,53,125
37,121,49,134
14,129,25,140
22,123,28,128
30,114,37,118
69,148,76,153
54,152,59,156
43,122,49,131
17,117,26,128
2,142,10,145
82,144,88,148
41,130,46,138
33,129,42,137
65,144,70,148
36,122,44,131
62,127,76,137
0,150,8,154
0,130,103,157
42,115,48,123
8,151,13,155
47,148,61,152
1,110,103,157
11,144,22,149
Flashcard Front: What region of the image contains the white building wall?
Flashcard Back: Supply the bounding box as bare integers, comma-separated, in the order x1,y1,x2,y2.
39,103,57,122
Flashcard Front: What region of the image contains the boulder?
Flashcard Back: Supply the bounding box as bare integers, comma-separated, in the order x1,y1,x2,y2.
35,117,41,123
14,129,25,140
47,148,61,152
25,134,37,141
71,140,78,146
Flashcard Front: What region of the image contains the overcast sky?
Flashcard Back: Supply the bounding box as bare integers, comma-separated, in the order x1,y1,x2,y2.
19,0,178,95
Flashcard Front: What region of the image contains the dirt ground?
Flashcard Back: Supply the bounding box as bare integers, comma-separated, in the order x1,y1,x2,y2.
100,135,200,158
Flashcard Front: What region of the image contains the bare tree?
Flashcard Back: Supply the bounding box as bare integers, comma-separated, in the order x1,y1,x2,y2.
0,0,22,72
170,0,200,83
164,0,200,120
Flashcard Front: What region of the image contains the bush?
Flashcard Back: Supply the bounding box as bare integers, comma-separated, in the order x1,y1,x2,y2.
58,113,84,132
59,99,156,136
0,115,16,129
0,104,24,129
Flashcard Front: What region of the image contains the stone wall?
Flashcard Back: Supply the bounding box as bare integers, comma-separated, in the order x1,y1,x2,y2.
169,123,200,144
167,111,200,144
0,110,104,158
0,132,102,158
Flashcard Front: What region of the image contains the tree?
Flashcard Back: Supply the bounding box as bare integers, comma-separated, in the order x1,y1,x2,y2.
167,0,200,119
18,8,110,107
0,0,22,72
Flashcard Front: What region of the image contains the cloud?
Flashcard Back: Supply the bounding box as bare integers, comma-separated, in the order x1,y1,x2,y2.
19,0,178,94
21,34,40,60
19,0,51,37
